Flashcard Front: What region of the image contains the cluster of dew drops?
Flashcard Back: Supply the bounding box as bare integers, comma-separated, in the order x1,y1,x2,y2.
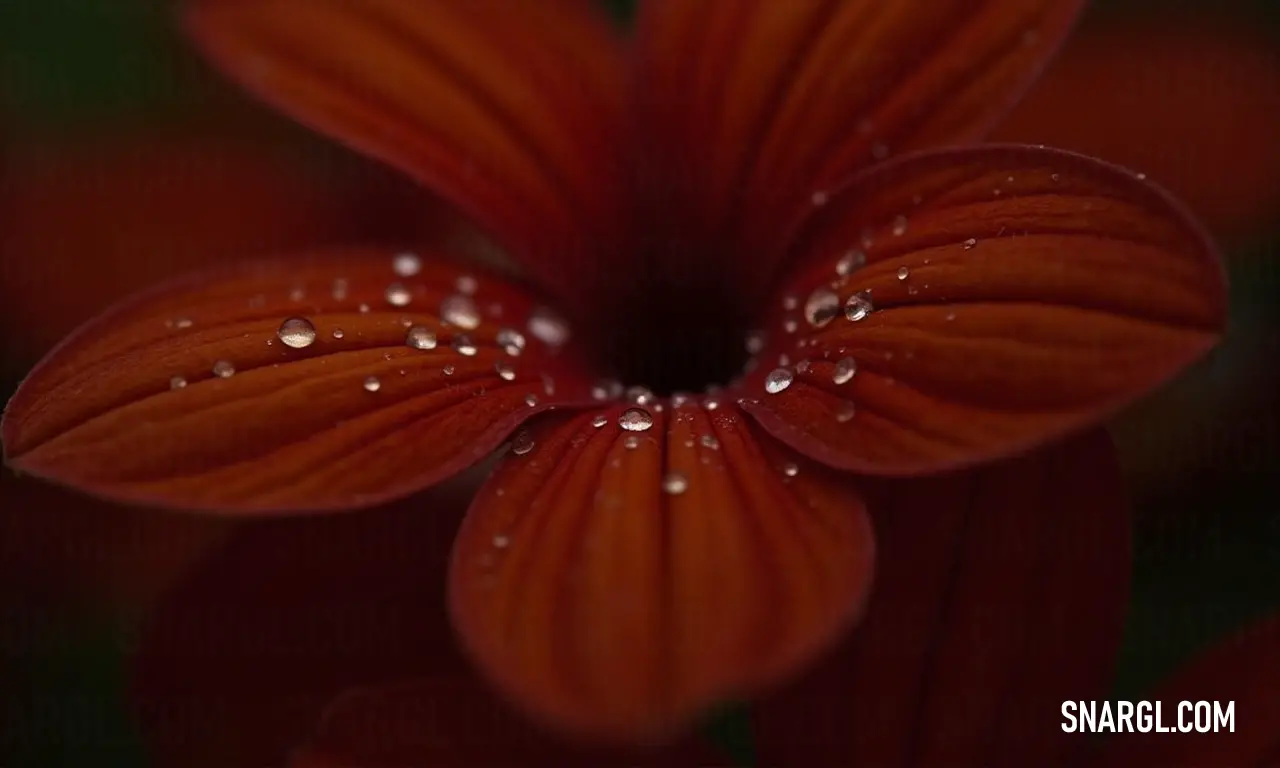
163,251,570,401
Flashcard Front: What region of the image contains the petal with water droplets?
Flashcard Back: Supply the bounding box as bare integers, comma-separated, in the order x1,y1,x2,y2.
2,250,596,513
449,400,873,742
185,0,626,312
754,429,1130,767
633,0,1085,294
740,145,1226,476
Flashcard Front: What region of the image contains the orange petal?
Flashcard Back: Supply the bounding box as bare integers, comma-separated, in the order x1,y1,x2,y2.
754,429,1130,766
994,11,1280,241
633,0,1084,295
290,679,727,767
3,250,595,513
185,0,627,311
1091,613,1280,768
737,145,1225,476
449,399,874,742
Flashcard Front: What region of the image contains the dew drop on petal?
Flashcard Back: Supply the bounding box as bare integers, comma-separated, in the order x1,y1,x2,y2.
331,278,349,301
441,295,481,330
392,252,421,277
891,215,908,237
626,386,656,406
276,316,317,348
363,375,381,392
963,237,978,250
781,462,799,478
796,359,811,374
528,306,570,346
494,361,516,381
492,534,509,549
804,287,839,328
783,318,798,334
453,335,478,356
837,402,856,423
331,328,345,340
405,326,437,350
592,379,623,401
623,435,641,450
172,317,194,330
662,471,689,495
497,328,526,356
619,408,654,432
782,295,798,311
443,364,456,376
591,413,608,428
212,360,236,378
897,266,909,281
833,357,858,385
745,330,766,354
455,274,478,295
700,434,719,450
385,282,412,307
844,291,874,322
764,368,794,394
511,431,535,456
169,375,187,390
836,249,866,276
524,393,539,407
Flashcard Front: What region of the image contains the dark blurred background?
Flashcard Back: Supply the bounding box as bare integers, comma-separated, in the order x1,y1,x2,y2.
2,0,1278,765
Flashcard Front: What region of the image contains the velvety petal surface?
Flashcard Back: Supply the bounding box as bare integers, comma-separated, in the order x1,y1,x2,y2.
1091,613,1280,768
185,0,627,311
449,399,874,742
3,250,594,513
738,145,1225,476
289,679,728,767
633,0,1084,297
753,429,1130,767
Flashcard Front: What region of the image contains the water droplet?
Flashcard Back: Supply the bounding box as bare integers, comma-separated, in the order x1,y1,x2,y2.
811,190,828,206
170,317,193,330
363,376,381,392
492,534,509,549
405,325,437,350
591,379,623,401
891,215,908,237
833,357,857,385
443,365,456,376
528,306,570,346
837,402,856,423
276,316,317,348
288,287,305,302
541,374,556,396
392,252,421,277
778,354,791,367
331,327,345,340
626,386,656,406
623,435,641,449
456,274,478,295
765,368,794,394
662,472,689,495
332,278,349,300
1050,173,1061,182
385,282,412,307
359,303,371,314
440,295,481,330
745,330,767,355
844,291,874,322
169,375,187,390
212,360,235,378
781,462,799,478
945,311,957,322
796,359,812,374
836,250,866,276
496,328,526,356
619,408,654,432
494,362,516,381
782,295,798,311
591,413,608,428
511,431,535,455
700,434,719,450
897,266,909,280
453,335,478,356
962,237,977,250
524,393,539,407
705,398,720,411
804,287,840,328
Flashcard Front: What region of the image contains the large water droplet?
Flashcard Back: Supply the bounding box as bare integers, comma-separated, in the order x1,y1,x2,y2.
405,326,437,350
277,316,317,348
496,328,525,356
765,368,794,394
833,357,858,385
212,360,236,378
511,431,535,455
385,282,412,307
528,307,570,346
662,471,689,495
844,291,874,322
804,287,839,328
494,362,516,381
618,408,654,432
363,375,382,392
440,295,481,330
392,252,421,277
453,335,478,356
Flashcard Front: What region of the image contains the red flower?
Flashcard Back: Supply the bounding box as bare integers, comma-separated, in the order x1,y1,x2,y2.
2,0,1226,744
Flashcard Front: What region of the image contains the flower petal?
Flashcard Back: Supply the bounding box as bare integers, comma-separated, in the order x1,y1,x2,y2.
3,250,595,513
289,678,727,767
1091,613,1280,768
449,399,874,742
753,429,1130,766
633,0,1084,295
739,145,1225,476
185,0,627,310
